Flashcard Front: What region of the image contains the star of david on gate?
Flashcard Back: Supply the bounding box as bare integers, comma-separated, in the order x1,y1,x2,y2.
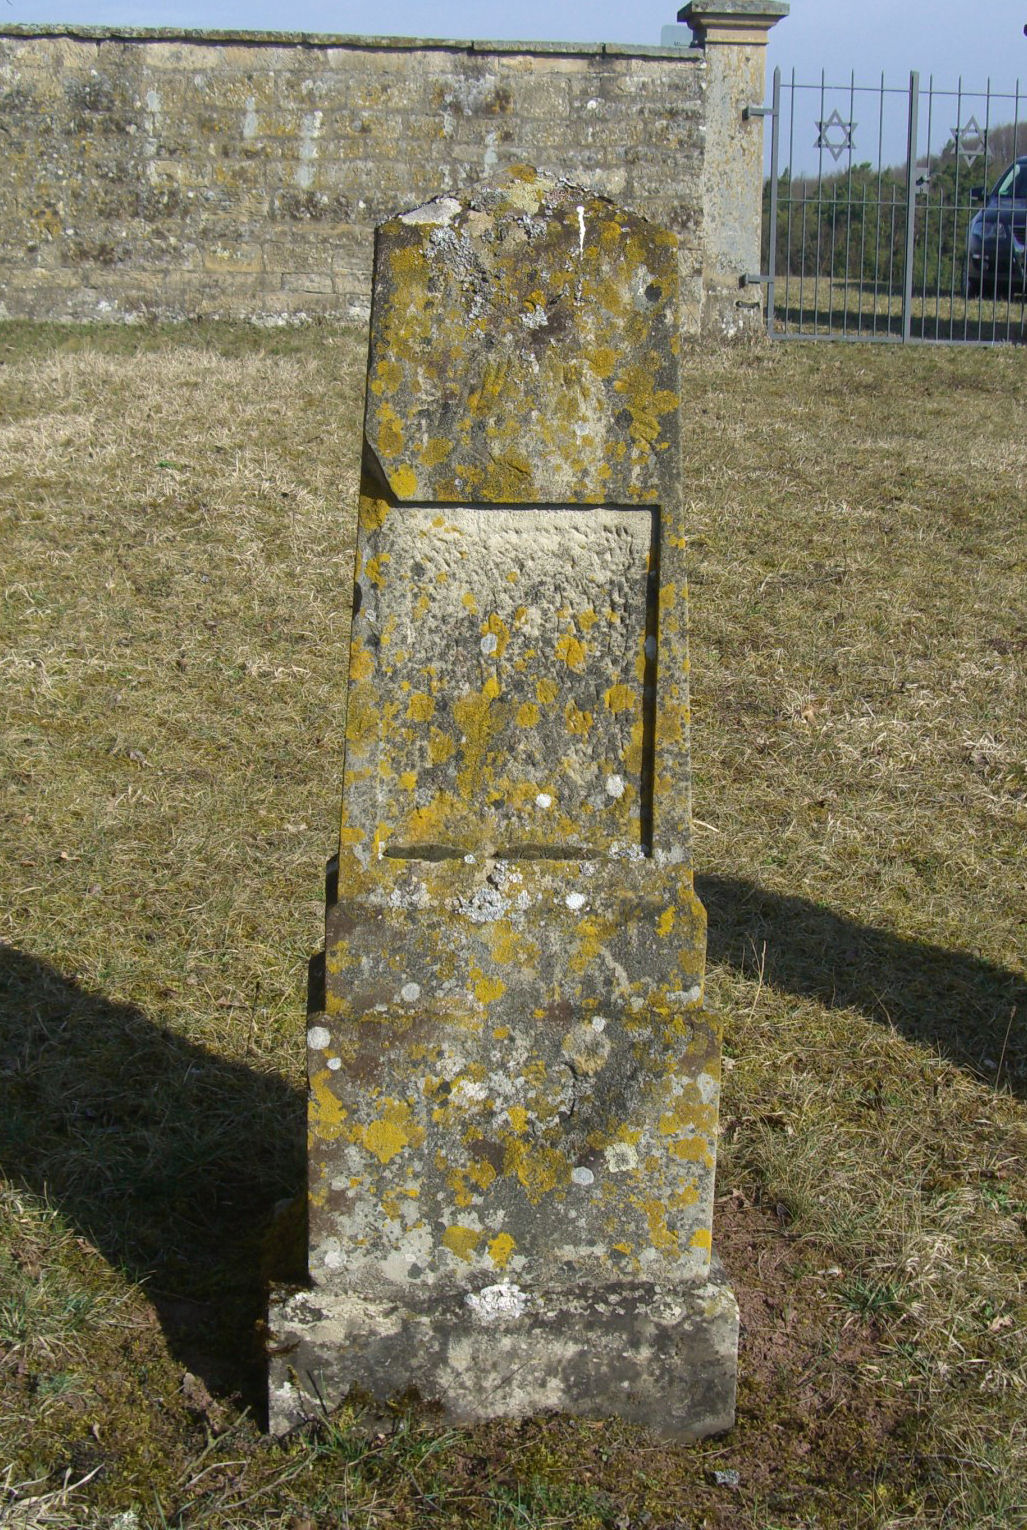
952,116,987,169
816,108,856,162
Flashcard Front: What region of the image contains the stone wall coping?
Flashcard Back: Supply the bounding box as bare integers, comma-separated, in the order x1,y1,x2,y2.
0,22,702,61
678,1,788,48
679,0,789,18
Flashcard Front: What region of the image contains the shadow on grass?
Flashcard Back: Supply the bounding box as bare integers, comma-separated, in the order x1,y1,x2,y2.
699,875,1026,1098
770,301,1026,344
0,942,305,1412
2,883,1023,1412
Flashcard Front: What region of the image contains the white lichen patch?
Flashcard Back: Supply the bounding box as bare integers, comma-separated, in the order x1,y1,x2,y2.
571,1166,595,1186
696,1071,719,1104
520,306,548,330
400,982,422,1002
307,1025,331,1050
604,1142,638,1173
608,840,646,861
320,1236,344,1271
668,986,702,1006
455,884,510,923
465,1281,531,1324
565,891,586,911
605,774,625,798
535,792,552,809
451,1076,488,1106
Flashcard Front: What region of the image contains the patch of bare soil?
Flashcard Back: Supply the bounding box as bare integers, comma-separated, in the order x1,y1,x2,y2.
686,1193,913,1526
438,1197,916,1530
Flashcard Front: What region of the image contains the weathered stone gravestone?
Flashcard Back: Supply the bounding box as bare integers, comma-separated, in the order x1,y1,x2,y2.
269,168,737,1439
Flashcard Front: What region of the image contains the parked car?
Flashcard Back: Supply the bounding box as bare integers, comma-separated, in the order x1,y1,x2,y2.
965,155,1027,299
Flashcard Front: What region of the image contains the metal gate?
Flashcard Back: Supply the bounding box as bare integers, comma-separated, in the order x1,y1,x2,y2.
761,68,1026,343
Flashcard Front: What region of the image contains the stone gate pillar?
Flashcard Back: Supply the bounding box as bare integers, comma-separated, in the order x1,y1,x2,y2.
269,168,737,1440
680,0,789,336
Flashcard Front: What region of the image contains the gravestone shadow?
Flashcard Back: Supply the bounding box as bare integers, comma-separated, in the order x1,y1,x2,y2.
0,942,305,1410
3,883,1020,1417
698,875,1026,1098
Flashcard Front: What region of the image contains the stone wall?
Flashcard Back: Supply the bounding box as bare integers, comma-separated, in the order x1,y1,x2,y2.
0,18,780,337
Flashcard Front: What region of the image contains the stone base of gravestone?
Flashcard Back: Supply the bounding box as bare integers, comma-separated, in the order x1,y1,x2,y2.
270,1265,737,1437
268,168,736,1441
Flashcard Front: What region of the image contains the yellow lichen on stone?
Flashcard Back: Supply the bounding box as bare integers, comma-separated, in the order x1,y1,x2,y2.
447,1165,491,1208
641,1198,679,1255
452,680,501,799
349,644,374,682
567,915,614,974
357,1100,424,1165
422,436,454,467
671,1184,700,1209
428,728,455,765
488,1232,517,1269
604,683,635,714
473,971,506,1004
381,1191,404,1222
442,1225,481,1261
672,1133,715,1165
310,1069,348,1142
503,1137,570,1204
376,400,405,457
480,611,510,658
391,463,418,498
564,700,592,735
555,633,587,671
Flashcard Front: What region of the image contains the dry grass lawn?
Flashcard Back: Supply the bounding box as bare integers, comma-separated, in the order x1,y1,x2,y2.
0,322,1025,1529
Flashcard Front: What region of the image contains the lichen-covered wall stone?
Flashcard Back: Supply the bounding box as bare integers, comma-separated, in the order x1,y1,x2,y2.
0,18,782,337
268,169,738,1439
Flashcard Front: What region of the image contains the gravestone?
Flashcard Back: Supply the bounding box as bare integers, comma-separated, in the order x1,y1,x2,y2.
269,168,737,1439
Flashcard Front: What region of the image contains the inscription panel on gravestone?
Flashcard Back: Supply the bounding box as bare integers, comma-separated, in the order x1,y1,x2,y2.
346,504,657,857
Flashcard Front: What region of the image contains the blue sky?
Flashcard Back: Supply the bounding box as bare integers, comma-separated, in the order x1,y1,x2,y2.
5,1,1026,172
2,0,1025,90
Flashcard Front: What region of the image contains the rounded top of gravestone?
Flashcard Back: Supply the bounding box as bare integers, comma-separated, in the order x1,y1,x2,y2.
364,167,681,506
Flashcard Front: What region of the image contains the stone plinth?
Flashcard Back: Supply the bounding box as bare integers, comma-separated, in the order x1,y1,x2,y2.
269,168,736,1439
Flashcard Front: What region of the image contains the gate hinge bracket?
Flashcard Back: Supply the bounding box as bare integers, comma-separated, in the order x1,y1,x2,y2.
744,105,773,120
741,273,771,286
